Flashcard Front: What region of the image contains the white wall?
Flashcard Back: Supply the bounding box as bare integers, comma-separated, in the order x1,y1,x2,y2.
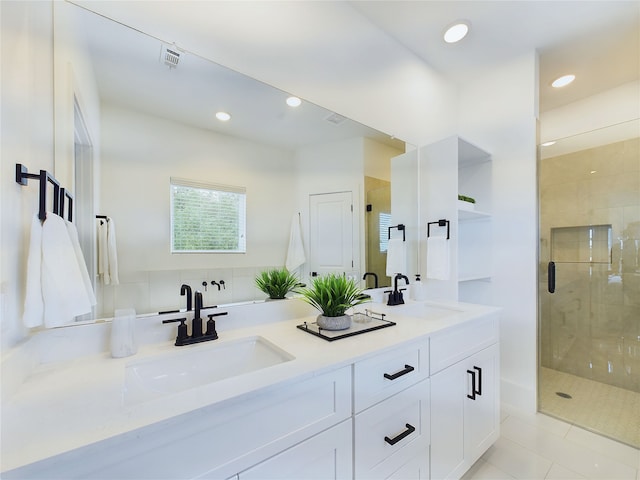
0,1,54,349
458,52,539,412
540,80,640,143
101,104,297,274
52,0,102,191
363,138,401,182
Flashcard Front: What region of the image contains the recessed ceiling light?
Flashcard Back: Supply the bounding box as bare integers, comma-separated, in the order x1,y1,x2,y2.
286,96,302,107
541,141,556,147
443,22,470,43
551,74,575,88
215,111,231,122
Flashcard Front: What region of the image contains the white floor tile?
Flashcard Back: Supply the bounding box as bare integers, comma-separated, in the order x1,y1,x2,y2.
482,437,553,479
565,425,640,470
545,463,586,480
499,415,637,479
502,406,572,438
462,458,516,480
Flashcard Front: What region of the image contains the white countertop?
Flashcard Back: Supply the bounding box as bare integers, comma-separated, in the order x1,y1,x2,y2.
1,298,499,473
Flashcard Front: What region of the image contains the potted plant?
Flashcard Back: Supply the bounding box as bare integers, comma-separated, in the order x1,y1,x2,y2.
457,194,476,211
299,273,368,330
255,268,301,300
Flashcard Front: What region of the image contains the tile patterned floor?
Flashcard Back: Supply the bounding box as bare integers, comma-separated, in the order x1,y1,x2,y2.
539,367,640,448
462,405,640,480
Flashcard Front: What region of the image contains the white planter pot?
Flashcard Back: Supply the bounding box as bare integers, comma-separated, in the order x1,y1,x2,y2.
316,314,351,331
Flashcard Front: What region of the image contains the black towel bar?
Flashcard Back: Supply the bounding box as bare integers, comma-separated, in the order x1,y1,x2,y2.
427,219,450,239
15,163,73,222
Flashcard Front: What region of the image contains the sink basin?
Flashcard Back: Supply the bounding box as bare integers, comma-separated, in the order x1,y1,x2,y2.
124,336,294,405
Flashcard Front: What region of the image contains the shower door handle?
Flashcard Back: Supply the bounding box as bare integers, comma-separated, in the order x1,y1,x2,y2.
548,261,555,293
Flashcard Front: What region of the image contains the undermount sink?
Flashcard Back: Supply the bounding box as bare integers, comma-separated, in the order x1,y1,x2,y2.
124,336,294,405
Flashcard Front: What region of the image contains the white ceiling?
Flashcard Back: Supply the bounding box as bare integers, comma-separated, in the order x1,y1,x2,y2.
351,1,640,112
71,0,640,149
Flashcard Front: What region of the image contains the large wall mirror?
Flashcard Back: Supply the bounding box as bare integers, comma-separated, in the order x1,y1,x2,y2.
53,2,406,320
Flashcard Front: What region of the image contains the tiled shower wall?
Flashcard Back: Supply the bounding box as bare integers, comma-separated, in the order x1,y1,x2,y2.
539,137,640,392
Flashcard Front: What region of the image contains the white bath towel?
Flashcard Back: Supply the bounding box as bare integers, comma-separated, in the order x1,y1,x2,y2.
65,220,97,306
23,212,94,328
23,215,44,328
97,217,119,285
285,213,306,272
426,236,450,280
386,238,406,276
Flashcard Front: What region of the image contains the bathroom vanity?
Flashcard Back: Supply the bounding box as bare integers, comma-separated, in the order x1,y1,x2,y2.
1,298,500,479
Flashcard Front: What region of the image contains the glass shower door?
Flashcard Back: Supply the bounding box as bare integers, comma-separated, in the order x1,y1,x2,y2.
538,126,640,448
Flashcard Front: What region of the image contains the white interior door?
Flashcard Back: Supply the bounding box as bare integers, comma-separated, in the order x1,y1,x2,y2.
309,192,353,278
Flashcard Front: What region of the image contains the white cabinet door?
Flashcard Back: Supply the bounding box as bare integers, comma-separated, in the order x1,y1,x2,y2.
239,420,352,480
430,361,466,480
464,344,500,466
430,344,500,480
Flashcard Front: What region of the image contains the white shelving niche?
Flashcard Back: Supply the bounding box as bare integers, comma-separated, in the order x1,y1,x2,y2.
457,138,492,303
391,136,493,303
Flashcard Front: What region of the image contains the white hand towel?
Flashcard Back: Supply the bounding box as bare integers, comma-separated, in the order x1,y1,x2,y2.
386,238,406,276
97,217,119,285
285,213,306,272
41,213,93,327
23,212,93,328
65,220,97,306
97,218,109,284
23,215,44,328
106,217,119,285
426,236,450,280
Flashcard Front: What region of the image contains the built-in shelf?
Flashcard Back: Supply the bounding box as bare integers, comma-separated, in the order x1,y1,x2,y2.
458,275,492,283
457,138,492,301
458,209,491,221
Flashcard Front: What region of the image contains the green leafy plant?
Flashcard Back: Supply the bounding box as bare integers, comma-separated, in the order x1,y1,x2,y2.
255,268,300,299
299,273,368,317
458,194,476,204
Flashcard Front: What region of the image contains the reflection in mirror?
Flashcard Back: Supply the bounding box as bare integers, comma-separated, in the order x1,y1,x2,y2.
54,2,405,320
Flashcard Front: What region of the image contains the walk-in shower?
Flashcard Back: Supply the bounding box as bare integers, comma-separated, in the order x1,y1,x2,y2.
538,121,640,448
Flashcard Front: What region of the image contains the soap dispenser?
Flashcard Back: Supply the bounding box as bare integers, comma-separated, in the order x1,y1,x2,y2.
411,274,425,301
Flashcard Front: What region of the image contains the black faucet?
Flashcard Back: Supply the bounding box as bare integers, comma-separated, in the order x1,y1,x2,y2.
387,274,409,306
162,291,227,346
362,272,379,288
180,284,192,311
192,291,204,338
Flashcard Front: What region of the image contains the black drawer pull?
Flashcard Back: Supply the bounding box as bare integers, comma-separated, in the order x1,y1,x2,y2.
383,364,415,380
384,423,416,446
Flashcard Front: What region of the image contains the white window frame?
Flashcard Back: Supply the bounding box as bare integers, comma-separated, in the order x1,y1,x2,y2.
170,177,246,253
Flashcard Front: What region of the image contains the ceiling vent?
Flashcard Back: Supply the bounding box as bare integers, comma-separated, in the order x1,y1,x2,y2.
325,112,347,125
160,44,181,69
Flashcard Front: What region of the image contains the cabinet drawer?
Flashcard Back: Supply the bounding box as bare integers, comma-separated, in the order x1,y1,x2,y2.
239,419,352,479
354,379,430,479
354,339,429,412
430,314,498,375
